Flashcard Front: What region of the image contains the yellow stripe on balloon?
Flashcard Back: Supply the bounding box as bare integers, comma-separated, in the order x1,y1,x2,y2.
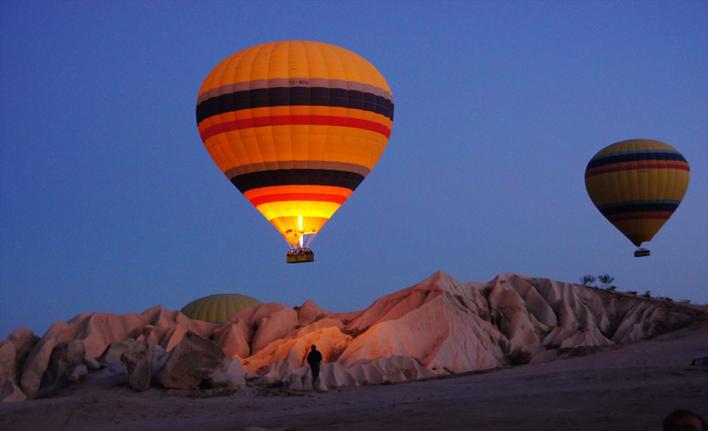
205,126,388,172
585,169,690,206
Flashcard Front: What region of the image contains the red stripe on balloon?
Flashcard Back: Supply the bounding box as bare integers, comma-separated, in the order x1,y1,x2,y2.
585,161,690,178
249,193,348,206
200,115,391,141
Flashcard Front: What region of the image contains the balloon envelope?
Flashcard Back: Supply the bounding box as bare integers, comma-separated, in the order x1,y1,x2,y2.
584,139,690,247
181,293,261,323
196,40,394,249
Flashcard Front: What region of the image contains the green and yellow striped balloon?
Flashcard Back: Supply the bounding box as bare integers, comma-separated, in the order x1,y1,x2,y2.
181,294,261,323
584,139,690,249
196,41,394,251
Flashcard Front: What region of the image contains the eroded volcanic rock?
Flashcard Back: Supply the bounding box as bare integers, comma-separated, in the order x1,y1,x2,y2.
156,331,225,390
121,342,153,391
235,271,703,388
1,271,703,400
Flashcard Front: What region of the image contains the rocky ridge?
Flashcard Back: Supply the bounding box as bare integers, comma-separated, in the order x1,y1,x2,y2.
1,271,703,401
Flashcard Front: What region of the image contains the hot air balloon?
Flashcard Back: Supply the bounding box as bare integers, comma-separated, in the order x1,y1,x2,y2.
181,293,261,323
584,139,690,257
196,41,394,263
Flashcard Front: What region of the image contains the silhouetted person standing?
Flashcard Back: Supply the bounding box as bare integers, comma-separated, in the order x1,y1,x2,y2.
306,344,323,388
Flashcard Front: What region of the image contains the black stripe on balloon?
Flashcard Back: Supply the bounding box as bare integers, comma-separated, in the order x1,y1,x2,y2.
230,169,365,193
196,87,394,124
599,201,678,216
586,152,686,169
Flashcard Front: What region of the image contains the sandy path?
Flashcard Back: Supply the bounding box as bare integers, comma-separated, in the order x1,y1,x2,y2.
2,321,707,431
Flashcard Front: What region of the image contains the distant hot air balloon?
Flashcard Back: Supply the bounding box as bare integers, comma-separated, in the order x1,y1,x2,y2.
181,293,261,323
584,139,690,257
196,41,394,263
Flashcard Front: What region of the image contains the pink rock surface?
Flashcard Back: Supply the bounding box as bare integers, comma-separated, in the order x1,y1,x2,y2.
243,326,352,381
212,320,250,358
295,300,335,325
250,305,298,354
1,270,704,401
348,355,436,385
232,271,702,389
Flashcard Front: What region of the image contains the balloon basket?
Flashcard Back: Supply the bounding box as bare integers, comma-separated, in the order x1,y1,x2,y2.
634,248,651,257
286,248,315,264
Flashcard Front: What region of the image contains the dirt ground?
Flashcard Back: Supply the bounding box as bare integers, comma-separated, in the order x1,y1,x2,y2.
2,321,707,431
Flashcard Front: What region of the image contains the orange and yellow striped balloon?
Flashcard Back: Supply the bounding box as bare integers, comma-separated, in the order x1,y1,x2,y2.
196,41,394,249
584,139,690,248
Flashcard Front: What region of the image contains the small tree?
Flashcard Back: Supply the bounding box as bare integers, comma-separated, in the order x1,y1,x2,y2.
598,274,615,289
580,275,596,286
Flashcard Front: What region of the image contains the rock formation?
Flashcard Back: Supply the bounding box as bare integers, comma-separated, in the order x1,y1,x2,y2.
156,331,226,390
0,271,704,401
236,271,703,388
210,358,246,389
39,340,85,395
121,342,153,391
0,340,25,402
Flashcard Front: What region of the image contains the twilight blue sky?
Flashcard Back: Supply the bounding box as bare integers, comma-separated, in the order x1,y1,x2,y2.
1,1,706,337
